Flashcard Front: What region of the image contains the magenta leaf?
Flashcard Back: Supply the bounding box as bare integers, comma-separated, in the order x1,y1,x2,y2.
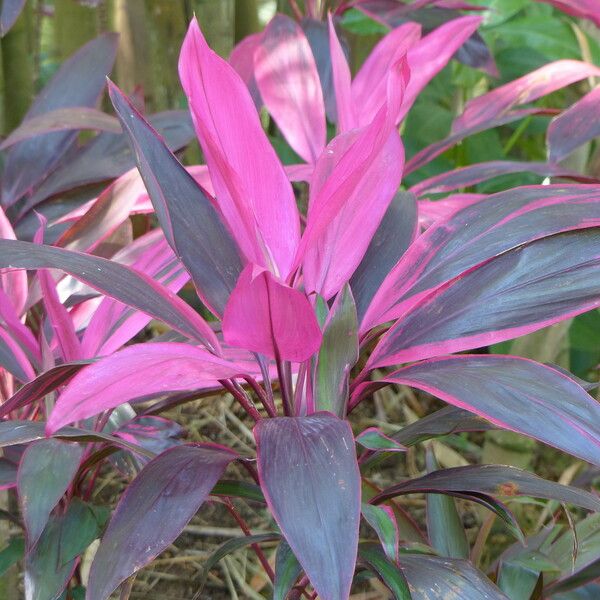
229,32,263,109
376,355,600,466
535,0,600,27
454,60,600,132
179,18,300,278
17,439,83,549
86,443,238,600
364,185,600,329
548,85,600,163
222,265,322,362
350,191,417,322
0,240,219,350
255,14,326,163
47,343,244,433
109,81,243,317
1,33,118,207
255,413,361,600
328,13,355,132
368,230,600,366
372,464,600,512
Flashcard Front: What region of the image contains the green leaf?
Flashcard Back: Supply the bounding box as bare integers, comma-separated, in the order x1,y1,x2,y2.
210,479,265,503
0,537,24,576
340,8,388,35
273,540,302,600
357,428,407,453
362,503,400,564
358,544,412,599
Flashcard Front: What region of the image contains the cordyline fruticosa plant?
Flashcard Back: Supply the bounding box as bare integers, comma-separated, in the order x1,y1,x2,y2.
3,6,600,600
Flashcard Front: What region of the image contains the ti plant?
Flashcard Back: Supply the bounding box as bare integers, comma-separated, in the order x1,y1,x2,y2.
1,7,600,600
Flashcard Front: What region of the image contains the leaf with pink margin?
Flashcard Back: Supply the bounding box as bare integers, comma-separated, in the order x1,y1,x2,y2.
328,13,355,132
363,185,600,330
361,503,400,564
229,32,263,109
0,326,34,382
0,288,39,364
47,343,244,433
373,355,600,467
535,0,600,27
367,229,600,368
297,60,408,288
405,108,558,176
351,22,421,127
86,443,238,600
454,60,600,132
417,194,486,229
0,239,219,350
255,14,326,163
356,427,407,452
179,18,300,278
397,15,483,123
1,33,118,207
0,207,27,315
255,413,361,600
222,265,322,362
109,81,243,317
548,85,600,163
410,161,593,196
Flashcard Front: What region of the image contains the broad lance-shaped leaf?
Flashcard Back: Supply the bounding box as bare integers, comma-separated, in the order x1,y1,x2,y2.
350,191,417,322
46,343,244,434
361,503,400,564
222,265,322,362
400,553,509,599
0,326,34,382
17,439,83,549
229,32,263,109
358,544,411,599
87,443,237,600
179,18,300,278
372,356,600,467
108,82,242,317
536,0,600,27
453,60,600,132
0,206,27,314
398,15,483,122
2,33,118,207
0,240,218,351
548,85,600,164
255,14,326,163
274,540,303,600
255,413,361,600
367,229,600,367
410,161,590,197
364,185,600,330
300,62,407,298
372,464,600,512
356,428,407,452
314,285,358,416
351,21,421,127
0,0,26,36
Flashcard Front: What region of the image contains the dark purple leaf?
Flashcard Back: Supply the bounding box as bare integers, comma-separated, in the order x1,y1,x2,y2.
255,413,361,600
0,0,26,36
375,355,600,466
87,443,238,600
367,230,600,367
109,82,243,317
365,185,600,330
0,361,91,417
410,161,592,196
350,191,417,322
18,439,83,549
20,110,194,214
0,107,120,150
0,325,33,382
0,240,219,350
372,464,600,511
2,33,119,207
0,457,17,490
548,86,600,163
400,553,509,599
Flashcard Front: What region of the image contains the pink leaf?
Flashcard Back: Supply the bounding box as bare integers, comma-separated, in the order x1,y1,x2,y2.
47,343,245,433
229,32,263,109
255,14,326,163
0,207,27,315
535,0,600,27
179,18,300,278
222,265,322,362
